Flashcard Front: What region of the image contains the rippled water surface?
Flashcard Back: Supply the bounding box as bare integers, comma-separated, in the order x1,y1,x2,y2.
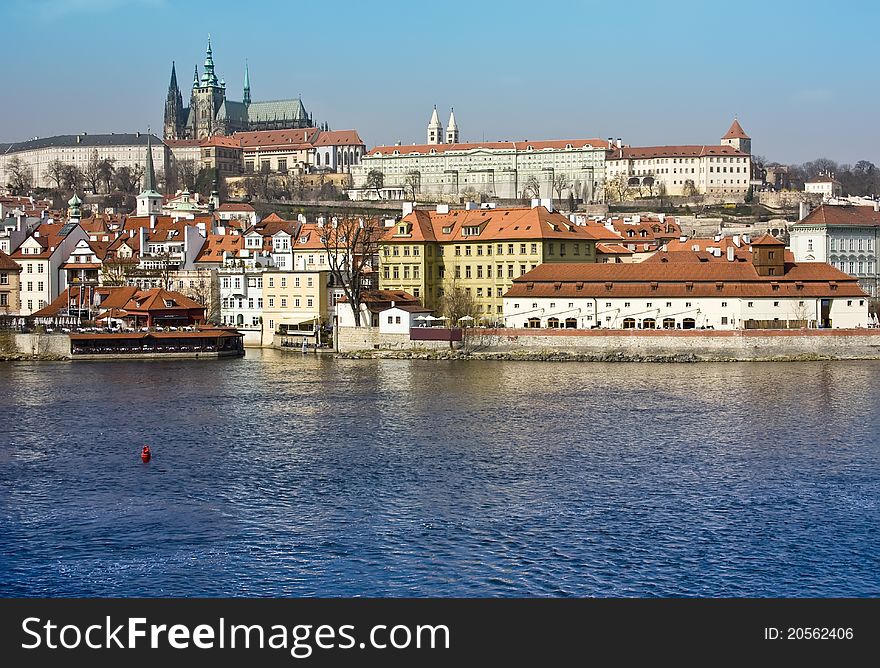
1,351,878,597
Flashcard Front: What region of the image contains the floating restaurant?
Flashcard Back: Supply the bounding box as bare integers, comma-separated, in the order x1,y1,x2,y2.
69,327,244,360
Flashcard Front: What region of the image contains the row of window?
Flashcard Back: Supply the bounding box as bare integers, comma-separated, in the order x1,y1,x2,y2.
832,260,876,275
25,299,46,311
22,264,45,274
24,281,45,292
265,297,314,308
222,277,264,289
223,314,261,327
829,238,875,252
222,298,263,309
266,276,315,288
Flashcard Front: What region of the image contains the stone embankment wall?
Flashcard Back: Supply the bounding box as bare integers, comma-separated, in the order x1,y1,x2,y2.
339,327,880,362
0,333,71,360
337,327,452,352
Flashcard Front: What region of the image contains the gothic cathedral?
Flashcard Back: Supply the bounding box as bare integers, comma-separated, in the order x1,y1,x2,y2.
164,38,321,140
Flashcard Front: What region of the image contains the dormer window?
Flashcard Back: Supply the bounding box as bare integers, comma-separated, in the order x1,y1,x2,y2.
442,226,453,234
462,226,480,236
164,300,174,307
685,282,694,291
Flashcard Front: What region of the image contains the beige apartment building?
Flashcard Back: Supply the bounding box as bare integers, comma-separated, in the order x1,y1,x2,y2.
0,250,21,315
260,269,329,346
378,204,621,322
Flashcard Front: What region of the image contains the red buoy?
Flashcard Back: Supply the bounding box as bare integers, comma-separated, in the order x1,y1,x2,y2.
141,445,152,463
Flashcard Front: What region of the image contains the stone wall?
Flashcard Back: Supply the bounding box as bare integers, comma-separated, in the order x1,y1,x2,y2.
757,191,821,210
458,328,880,361
337,327,453,352
5,333,72,359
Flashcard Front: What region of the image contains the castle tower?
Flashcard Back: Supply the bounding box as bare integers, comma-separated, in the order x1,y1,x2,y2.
243,60,251,106
750,233,785,277
163,61,185,140
721,119,751,155
136,133,163,217
427,105,442,145
445,108,459,144
189,36,227,139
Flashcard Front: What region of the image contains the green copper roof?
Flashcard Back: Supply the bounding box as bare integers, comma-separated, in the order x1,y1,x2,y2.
68,193,82,206
247,98,309,123
142,133,157,194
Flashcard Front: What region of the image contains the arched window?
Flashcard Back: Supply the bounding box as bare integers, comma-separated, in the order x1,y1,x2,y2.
682,318,696,329
565,318,577,329
527,317,541,328
662,317,676,329
316,153,321,166
236,314,244,326
622,317,636,329
547,317,560,328
642,318,656,329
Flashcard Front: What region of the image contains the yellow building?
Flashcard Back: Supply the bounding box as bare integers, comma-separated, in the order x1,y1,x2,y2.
261,269,329,346
378,205,621,322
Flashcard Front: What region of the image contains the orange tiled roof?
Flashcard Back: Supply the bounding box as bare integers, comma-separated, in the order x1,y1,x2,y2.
797,204,880,228
607,145,747,160
0,249,21,270
382,207,621,244
234,128,319,149
505,260,865,299
313,130,364,147
369,138,608,157
722,119,750,140
195,234,244,263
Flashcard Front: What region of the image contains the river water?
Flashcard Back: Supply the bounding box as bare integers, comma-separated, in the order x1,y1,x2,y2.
1,351,877,597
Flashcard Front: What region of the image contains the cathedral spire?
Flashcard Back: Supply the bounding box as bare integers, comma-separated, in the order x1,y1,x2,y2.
427,105,442,145
143,131,156,193
193,64,199,89
203,35,217,86
137,131,163,216
243,60,251,106
169,60,178,91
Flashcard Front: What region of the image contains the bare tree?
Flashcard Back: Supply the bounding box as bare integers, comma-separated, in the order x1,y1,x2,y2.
83,150,102,193
100,258,137,286
522,175,540,199
365,169,384,199
552,172,569,199
642,175,656,198
177,158,197,191
114,165,145,194
321,214,382,326
97,157,116,193
44,159,68,191
604,173,633,202
682,179,698,197
60,164,84,193
437,281,479,348
403,172,420,200
5,156,33,195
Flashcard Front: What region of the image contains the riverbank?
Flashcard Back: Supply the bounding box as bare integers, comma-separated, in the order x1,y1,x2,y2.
336,349,849,362
337,327,880,362
0,352,68,362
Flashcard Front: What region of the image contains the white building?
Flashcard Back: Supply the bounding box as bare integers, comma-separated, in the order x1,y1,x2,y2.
503,235,868,330
0,133,167,191
378,304,432,333
789,203,880,297
804,175,843,199
352,108,607,201
9,213,88,315
604,120,752,198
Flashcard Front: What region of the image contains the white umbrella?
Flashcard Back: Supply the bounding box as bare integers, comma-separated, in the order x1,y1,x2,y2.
458,315,474,321
435,316,448,321
415,315,430,321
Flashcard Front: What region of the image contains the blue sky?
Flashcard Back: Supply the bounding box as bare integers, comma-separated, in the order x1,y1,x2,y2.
3,0,878,164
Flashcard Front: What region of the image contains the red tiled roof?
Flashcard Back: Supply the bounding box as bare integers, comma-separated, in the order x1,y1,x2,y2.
750,233,785,246
368,138,608,157
200,135,241,148
382,207,620,244
596,243,634,254
195,234,244,263
0,249,20,271
505,260,865,299
607,145,747,160
722,119,750,140
234,128,319,148
797,204,880,228
217,203,255,212
313,130,364,147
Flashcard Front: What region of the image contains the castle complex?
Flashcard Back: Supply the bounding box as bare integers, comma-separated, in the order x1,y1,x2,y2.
164,38,320,140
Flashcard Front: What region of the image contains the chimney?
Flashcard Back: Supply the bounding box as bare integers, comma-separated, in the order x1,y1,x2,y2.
607,137,613,149
742,233,751,244
732,234,740,247
391,301,395,308
616,138,622,148
436,204,449,214
679,235,687,243
798,201,811,221
874,200,879,213
149,214,156,229
727,246,735,262
713,247,722,258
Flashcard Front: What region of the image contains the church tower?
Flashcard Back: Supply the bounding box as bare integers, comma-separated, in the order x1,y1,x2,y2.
427,106,443,145
445,108,459,144
721,119,751,155
189,36,227,139
243,61,251,107
163,61,185,140
136,133,163,217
